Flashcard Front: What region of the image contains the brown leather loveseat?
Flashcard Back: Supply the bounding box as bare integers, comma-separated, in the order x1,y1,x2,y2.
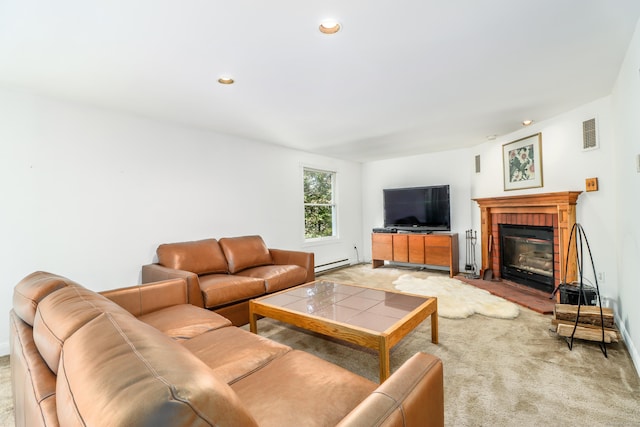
10,271,445,427
142,235,314,325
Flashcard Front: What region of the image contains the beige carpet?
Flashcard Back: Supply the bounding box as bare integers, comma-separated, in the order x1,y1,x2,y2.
2,265,639,426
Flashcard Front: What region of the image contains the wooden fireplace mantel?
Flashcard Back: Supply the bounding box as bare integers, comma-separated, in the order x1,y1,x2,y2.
473,191,583,287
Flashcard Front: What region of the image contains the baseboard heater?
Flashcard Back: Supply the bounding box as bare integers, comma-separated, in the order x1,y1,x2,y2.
315,258,350,274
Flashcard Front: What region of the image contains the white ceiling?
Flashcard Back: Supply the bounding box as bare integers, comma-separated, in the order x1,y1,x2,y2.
1,1,639,162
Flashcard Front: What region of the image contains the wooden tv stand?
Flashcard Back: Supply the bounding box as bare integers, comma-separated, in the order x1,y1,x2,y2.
372,232,459,277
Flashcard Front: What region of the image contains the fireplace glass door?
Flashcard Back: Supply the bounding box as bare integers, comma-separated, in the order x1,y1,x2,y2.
499,224,554,292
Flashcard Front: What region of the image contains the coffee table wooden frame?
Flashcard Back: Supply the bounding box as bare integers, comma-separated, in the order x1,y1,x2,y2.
249,281,438,382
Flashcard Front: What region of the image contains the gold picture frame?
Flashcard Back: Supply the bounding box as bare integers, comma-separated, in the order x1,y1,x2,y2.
502,133,543,191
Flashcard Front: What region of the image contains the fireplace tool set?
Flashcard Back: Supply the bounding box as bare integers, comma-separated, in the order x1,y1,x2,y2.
464,230,479,279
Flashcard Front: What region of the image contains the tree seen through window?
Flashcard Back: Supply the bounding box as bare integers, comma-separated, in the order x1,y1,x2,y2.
304,168,336,239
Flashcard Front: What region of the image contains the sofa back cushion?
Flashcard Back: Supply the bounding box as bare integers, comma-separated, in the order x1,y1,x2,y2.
13,271,77,326
157,239,228,275
56,312,259,427
33,286,133,374
219,236,273,274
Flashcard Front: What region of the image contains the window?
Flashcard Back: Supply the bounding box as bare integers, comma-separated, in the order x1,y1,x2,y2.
303,168,336,240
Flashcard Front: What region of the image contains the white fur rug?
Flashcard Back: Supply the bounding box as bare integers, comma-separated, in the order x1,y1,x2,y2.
393,274,520,319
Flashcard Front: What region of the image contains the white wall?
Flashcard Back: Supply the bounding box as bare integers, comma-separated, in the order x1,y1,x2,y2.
611,17,640,374
0,87,363,354
361,148,474,269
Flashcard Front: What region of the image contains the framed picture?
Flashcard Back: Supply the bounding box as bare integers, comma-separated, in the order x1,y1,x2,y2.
502,133,543,191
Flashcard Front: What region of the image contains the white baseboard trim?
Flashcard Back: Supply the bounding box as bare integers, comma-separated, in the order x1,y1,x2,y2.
315,259,351,274
617,314,640,378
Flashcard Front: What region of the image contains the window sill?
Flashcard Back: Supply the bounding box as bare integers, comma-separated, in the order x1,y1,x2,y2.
302,236,340,248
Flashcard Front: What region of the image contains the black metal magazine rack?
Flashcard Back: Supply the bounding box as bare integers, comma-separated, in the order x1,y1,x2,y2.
550,223,608,357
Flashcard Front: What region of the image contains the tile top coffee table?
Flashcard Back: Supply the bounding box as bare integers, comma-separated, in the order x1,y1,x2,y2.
249,280,438,382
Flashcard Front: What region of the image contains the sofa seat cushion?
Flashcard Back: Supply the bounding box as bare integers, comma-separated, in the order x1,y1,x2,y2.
181,327,291,384
157,238,228,275
219,236,273,274
57,312,259,427
199,274,265,309
236,264,308,293
138,304,232,341
231,350,377,427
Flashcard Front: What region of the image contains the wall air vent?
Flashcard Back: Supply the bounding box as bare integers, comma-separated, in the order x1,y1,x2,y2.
582,118,598,150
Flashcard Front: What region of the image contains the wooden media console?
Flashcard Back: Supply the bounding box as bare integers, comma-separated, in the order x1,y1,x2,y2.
371,232,459,277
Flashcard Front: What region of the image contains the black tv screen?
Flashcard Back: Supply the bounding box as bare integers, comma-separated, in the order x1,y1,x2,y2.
383,185,451,232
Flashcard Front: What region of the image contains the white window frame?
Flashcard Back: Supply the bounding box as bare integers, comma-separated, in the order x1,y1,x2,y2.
303,167,337,243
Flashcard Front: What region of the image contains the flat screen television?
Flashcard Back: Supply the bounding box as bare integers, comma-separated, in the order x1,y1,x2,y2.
383,185,451,232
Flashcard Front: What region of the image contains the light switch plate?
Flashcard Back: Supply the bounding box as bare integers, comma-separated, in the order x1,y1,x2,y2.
585,177,598,192
637,154,640,173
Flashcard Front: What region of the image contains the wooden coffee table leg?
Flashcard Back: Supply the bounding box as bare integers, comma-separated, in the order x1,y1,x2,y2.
379,338,390,383
431,305,439,344
249,306,258,334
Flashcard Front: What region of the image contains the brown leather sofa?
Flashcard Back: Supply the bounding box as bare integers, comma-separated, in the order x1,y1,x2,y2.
142,235,314,325
10,271,445,427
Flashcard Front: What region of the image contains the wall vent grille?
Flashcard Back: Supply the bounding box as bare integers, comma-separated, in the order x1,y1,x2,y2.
582,118,598,150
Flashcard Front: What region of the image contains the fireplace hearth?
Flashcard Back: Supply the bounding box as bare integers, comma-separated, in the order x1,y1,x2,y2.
499,224,554,293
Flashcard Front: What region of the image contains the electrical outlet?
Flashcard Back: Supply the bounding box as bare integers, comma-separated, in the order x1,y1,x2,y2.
636,154,640,173
598,272,605,283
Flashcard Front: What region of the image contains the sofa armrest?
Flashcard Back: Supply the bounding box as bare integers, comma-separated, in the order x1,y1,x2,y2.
141,263,205,308
336,352,444,427
100,278,189,317
270,248,315,282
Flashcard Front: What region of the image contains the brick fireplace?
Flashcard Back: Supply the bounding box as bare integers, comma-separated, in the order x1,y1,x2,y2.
474,192,582,294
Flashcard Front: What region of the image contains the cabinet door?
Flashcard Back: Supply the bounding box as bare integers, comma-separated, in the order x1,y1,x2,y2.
392,234,409,262
372,234,393,260
408,235,425,264
424,235,451,267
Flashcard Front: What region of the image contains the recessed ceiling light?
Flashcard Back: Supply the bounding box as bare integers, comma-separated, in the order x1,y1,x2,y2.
319,20,341,34
522,120,533,126
218,77,234,85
